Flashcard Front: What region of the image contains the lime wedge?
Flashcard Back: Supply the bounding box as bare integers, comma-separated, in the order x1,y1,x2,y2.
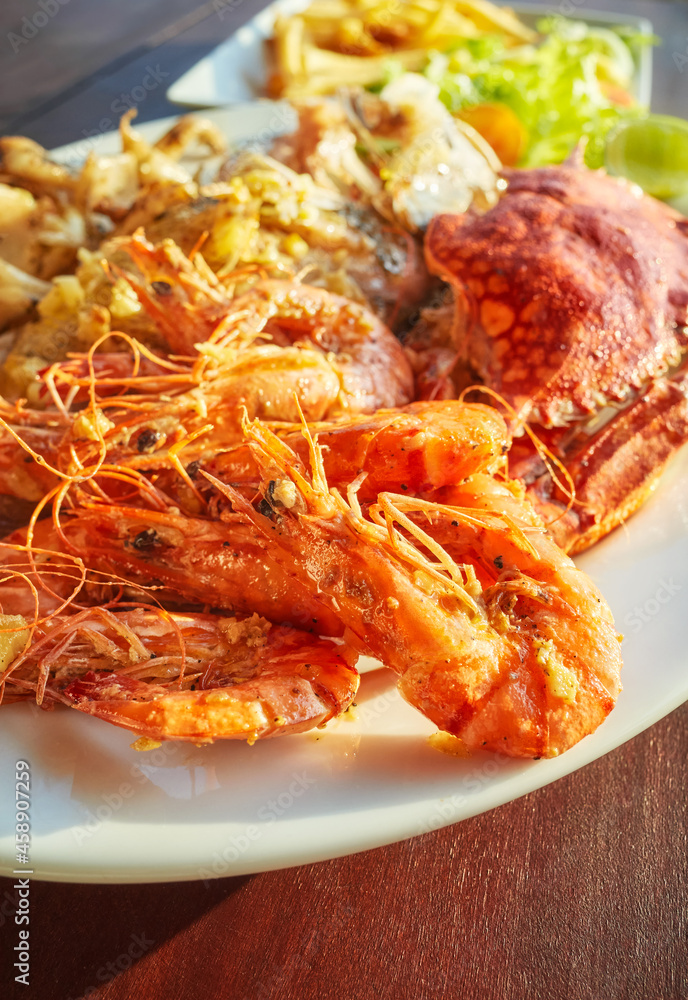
604,115,688,201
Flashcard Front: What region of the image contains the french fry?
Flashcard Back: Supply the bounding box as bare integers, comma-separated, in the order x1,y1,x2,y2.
275,15,306,78
451,1,536,43
268,0,537,98
281,44,429,98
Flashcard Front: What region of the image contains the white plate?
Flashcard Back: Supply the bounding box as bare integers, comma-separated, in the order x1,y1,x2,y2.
166,2,653,109
1,109,686,885
50,103,299,172
2,445,688,885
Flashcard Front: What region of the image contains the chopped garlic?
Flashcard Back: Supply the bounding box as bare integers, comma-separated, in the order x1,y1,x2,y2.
0,615,30,672
72,407,115,441
428,732,471,758
130,737,162,752
282,233,309,258
271,479,297,509
219,613,271,647
535,638,579,704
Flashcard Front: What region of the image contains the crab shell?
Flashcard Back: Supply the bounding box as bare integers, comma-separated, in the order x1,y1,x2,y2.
425,164,688,428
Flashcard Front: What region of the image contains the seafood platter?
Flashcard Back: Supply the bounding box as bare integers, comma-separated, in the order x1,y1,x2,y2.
0,0,687,882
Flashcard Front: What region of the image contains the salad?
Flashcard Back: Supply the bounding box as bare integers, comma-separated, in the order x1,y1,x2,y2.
268,0,655,166
422,16,653,167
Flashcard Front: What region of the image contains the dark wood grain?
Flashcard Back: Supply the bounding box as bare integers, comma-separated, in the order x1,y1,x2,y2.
3,702,687,1000
0,0,204,126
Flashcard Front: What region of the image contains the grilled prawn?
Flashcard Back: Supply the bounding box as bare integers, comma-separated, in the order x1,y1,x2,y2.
1,605,358,743
212,416,622,758
110,233,415,407
39,401,505,631
0,529,358,742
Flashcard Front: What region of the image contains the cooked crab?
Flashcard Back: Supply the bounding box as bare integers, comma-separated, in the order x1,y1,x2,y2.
425,160,688,553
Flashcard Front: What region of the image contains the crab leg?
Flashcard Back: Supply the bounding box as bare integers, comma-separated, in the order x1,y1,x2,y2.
521,371,688,553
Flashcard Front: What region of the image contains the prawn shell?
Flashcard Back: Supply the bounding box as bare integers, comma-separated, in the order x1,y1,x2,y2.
65,649,358,744
17,611,360,743
217,418,622,759
409,477,623,757
296,400,509,498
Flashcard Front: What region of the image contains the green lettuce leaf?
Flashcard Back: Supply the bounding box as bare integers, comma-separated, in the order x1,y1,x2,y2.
423,16,656,167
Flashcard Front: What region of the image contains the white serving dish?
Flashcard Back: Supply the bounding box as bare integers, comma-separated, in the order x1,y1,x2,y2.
166,2,653,109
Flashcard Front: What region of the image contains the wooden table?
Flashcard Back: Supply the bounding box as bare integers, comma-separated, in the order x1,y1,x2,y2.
1,2,687,997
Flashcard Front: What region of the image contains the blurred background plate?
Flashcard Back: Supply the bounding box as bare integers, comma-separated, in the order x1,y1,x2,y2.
165,2,653,108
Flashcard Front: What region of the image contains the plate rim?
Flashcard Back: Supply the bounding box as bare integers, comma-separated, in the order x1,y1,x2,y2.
165,1,654,109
